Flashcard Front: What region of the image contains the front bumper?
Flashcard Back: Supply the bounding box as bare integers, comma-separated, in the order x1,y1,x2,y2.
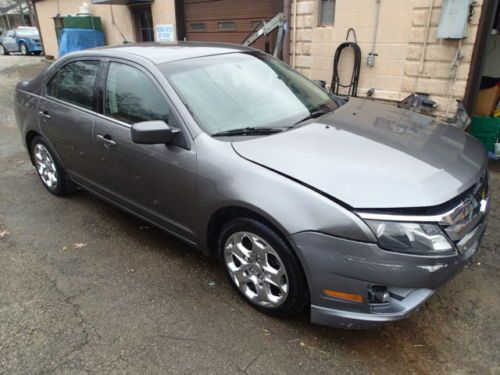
29,43,42,53
290,221,486,329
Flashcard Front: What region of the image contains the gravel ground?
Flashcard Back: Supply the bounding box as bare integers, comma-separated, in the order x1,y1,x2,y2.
0,55,499,375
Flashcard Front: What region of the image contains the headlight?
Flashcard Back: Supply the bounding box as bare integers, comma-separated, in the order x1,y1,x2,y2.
365,220,454,255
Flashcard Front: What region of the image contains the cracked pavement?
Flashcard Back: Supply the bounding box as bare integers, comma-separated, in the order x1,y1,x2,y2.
0,56,499,374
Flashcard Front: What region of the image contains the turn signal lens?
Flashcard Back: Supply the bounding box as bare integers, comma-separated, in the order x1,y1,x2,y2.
323,289,363,303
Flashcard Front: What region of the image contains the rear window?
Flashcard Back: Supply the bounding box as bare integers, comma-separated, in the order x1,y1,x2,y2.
47,60,100,111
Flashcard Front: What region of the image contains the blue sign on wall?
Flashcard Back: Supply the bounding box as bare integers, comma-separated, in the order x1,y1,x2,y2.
155,24,175,42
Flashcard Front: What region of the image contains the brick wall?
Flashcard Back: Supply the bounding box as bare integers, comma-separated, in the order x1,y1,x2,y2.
291,0,484,117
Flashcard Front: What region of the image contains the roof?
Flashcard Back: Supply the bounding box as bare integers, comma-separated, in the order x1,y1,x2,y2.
87,41,258,64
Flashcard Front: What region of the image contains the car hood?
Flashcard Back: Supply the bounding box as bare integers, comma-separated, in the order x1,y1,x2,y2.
232,99,486,209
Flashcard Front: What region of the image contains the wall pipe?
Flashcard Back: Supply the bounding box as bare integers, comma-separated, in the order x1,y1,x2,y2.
367,0,381,66
282,0,290,63
419,0,435,73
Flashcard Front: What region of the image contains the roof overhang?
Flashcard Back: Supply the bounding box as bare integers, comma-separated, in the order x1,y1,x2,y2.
91,0,153,5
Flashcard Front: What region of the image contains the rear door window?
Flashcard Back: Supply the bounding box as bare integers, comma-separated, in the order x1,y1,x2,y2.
104,62,169,124
47,60,100,111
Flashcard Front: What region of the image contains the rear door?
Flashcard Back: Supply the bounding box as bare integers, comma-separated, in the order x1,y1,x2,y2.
89,60,197,240
38,59,101,180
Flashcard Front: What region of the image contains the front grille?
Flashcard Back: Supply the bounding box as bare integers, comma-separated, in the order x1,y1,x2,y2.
440,171,489,248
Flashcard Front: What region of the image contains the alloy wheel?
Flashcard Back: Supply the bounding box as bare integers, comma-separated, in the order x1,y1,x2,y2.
20,44,27,55
224,231,289,307
0,45,5,55
33,143,58,189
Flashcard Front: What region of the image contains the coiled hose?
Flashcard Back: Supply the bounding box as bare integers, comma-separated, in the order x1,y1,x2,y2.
329,29,362,97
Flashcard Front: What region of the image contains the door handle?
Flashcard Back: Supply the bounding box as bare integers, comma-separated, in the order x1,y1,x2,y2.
96,134,117,148
38,110,51,120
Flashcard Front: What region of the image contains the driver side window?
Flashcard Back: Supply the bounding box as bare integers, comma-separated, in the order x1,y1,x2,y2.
105,62,169,125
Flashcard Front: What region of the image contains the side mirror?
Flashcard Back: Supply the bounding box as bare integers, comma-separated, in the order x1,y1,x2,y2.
131,121,180,144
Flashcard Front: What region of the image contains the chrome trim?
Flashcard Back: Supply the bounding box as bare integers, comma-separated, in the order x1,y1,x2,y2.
43,95,131,128
17,89,42,99
456,222,485,254
357,197,489,225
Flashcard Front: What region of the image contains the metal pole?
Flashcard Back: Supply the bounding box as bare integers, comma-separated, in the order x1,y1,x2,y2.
292,0,297,68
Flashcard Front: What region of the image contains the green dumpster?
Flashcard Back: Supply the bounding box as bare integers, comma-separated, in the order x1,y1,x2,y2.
468,116,500,152
54,15,103,45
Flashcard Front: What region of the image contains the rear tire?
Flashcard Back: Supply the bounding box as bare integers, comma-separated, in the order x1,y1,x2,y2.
0,44,9,55
30,136,74,196
218,217,309,317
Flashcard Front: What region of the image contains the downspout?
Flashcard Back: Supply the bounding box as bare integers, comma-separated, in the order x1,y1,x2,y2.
419,0,435,73
292,0,297,68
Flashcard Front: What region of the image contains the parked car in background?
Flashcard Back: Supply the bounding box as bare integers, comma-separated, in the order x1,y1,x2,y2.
14,43,490,329
0,26,42,55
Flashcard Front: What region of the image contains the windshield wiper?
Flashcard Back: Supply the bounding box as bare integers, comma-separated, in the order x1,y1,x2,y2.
212,127,284,137
292,106,336,126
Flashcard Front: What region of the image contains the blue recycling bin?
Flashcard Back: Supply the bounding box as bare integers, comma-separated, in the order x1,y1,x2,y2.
59,28,104,57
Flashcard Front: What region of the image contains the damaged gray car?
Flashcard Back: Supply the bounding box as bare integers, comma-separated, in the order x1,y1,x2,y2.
14,42,490,328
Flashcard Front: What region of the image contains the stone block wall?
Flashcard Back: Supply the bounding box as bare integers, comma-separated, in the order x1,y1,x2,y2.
290,0,484,117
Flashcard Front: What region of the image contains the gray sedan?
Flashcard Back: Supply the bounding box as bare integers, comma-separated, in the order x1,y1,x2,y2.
14,42,489,328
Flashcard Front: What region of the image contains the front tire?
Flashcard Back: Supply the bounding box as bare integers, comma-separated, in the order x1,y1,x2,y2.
30,136,73,196
218,218,308,317
20,42,28,55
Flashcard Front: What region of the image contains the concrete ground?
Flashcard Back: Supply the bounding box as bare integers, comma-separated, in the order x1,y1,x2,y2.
0,55,499,375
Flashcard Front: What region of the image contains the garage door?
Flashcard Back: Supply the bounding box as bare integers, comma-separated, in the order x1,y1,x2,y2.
183,0,277,51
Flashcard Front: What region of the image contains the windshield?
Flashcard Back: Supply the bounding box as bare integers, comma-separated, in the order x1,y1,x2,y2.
160,52,338,135
16,28,39,38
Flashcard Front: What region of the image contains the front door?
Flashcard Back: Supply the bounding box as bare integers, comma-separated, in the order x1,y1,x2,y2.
91,61,197,240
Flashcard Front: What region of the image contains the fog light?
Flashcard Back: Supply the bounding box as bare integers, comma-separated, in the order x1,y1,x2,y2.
368,286,390,304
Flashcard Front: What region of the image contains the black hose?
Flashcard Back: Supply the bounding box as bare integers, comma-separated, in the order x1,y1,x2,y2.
329,39,361,97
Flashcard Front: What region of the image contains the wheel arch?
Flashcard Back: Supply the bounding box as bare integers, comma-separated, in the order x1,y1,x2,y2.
206,205,293,259
26,130,41,164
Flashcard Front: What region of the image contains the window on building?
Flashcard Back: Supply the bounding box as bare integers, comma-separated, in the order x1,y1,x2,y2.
47,60,100,111
190,23,206,32
105,62,169,125
218,21,236,31
319,0,335,26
